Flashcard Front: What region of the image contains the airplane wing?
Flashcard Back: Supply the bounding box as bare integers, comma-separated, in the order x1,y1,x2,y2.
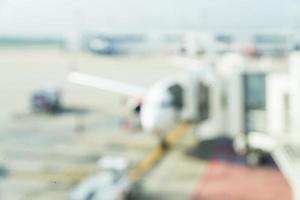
68,72,145,97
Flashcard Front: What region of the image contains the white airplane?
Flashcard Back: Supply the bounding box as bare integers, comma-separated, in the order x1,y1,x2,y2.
67,57,212,138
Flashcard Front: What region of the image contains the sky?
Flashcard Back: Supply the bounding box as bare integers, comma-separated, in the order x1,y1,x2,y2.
0,0,299,37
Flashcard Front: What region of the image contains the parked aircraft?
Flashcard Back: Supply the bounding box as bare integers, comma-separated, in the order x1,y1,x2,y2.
67,57,211,138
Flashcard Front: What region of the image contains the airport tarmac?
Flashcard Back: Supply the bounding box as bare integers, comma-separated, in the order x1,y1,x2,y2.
0,47,206,199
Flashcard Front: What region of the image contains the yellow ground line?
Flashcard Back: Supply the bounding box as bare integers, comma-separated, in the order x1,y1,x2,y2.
165,123,191,145
129,123,190,182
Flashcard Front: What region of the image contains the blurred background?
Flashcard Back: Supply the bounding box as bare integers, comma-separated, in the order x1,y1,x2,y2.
0,0,299,199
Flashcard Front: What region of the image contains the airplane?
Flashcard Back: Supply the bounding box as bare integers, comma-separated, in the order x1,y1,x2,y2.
84,34,145,55
67,56,212,139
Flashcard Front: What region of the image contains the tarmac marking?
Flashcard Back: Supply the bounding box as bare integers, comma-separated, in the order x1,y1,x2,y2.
129,123,191,182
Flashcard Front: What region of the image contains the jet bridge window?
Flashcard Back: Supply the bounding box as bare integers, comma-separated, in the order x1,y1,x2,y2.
168,84,184,110
198,82,210,121
243,73,266,133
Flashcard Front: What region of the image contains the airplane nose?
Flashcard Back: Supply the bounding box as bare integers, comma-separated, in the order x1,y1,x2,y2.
140,111,158,132
140,107,177,135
